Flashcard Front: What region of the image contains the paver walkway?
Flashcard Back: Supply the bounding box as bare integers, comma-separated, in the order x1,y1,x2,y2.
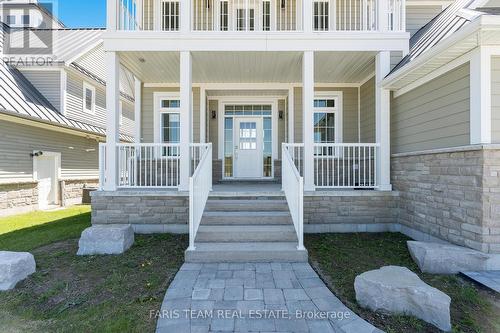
155,262,382,333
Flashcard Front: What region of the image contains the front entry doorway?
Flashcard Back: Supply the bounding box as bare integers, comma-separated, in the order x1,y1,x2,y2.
220,102,276,180
234,117,263,178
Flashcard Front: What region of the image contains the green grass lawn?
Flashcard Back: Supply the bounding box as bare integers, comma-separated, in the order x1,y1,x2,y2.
306,233,500,333
0,207,187,333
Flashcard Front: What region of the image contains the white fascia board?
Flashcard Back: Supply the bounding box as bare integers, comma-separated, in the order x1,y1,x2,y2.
383,15,500,90
103,32,410,53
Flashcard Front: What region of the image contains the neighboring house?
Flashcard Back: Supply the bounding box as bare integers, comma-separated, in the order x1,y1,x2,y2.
0,3,136,216
92,0,493,262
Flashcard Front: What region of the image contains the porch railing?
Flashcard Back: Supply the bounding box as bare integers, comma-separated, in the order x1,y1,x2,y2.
189,143,212,250
114,0,405,32
116,143,181,188
282,143,304,250
314,143,378,189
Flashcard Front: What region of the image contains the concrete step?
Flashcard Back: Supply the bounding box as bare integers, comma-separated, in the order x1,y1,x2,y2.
201,211,292,225
196,225,297,242
185,242,309,263
205,199,289,212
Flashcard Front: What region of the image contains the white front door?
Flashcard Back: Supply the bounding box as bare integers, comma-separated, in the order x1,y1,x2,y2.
234,117,263,178
35,154,59,209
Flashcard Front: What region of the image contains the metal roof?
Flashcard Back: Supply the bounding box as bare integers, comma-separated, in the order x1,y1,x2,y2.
0,58,133,141
391,0,479,74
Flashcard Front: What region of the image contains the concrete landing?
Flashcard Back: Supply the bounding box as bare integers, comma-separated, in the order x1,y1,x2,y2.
155,262,381,333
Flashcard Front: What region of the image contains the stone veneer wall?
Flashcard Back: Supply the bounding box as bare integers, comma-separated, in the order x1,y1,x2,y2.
91,191,189,234
61,179,99,206
392,145,500,254
0,182,38,216
303,192,399,233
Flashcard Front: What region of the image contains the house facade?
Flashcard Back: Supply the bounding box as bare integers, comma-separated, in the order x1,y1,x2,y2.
0,1,136,216
93,0,490,262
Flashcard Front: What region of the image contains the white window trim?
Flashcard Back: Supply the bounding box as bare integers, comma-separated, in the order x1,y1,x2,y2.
314,91,343,144
82,82,96,115
119,100,123,126
153,92,180,143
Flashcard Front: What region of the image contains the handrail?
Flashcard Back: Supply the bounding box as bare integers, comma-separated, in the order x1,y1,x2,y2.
282,143,304,250
188,143,212,250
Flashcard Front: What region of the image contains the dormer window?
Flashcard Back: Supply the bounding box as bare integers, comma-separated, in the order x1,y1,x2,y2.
83,83,96,115
22,15,30,26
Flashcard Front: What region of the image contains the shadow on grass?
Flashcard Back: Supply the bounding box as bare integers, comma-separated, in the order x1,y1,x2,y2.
0,212,91,252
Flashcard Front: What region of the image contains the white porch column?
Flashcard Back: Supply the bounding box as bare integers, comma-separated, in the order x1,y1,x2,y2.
288,87,295,143
303,0,313,33
134,77,142,143
375,51,392,191
180,0,191,33
200,86,206,143
104,51,120,191
303,51,315,191
378,0,389,31
179,51,193,191
470,47,492,144
107,0,117,31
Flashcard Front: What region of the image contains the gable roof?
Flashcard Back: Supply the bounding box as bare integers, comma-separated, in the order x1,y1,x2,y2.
391,0,479,74
0,58,133,141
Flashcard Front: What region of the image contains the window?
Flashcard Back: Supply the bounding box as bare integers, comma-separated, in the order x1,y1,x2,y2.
238,122,257,150
314,1,329,31
22,14,30,26
161,0,179,31
159,98,180,156
313,97,338,155
237,8,255,31
6,15,16,25
82,83,95,114
263,1,271,31
220,1,228,31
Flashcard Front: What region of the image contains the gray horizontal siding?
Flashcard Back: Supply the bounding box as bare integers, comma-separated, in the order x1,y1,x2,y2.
360,77,375,142
0,119,99,182
391,63,470,154
20,70,61,112
492,57,500,143
65,72,134,137
406,5,443,36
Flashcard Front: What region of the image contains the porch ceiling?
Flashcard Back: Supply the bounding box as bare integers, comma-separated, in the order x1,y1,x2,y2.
119,51,376,84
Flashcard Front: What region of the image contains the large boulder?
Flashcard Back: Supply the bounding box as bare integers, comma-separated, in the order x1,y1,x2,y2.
0,251,36,291
77,225,134,255
355,266,451,332
408,241,500,274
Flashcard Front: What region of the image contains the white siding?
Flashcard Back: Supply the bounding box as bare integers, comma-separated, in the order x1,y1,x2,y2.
406,5,443,36
391,63,470,153
20,70,61,112
492,57,500,143
0,119,99,182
